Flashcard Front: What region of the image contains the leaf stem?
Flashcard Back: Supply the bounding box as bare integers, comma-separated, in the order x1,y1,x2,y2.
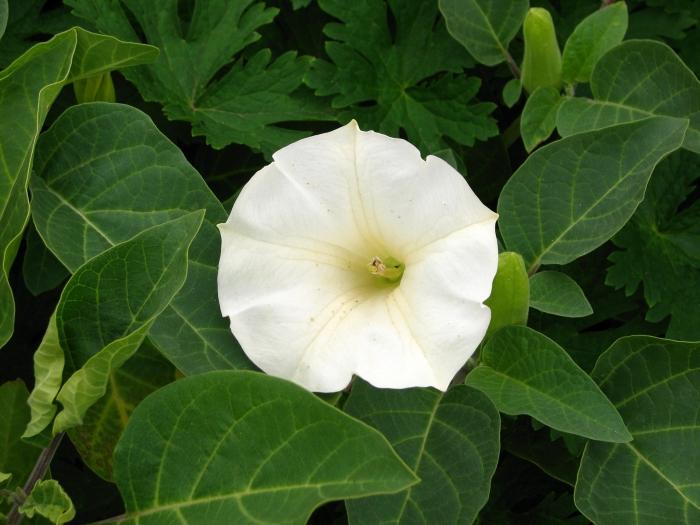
504,50,521,79
6,432,65,525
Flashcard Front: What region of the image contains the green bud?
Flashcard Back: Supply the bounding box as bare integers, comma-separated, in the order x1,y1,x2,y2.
484,252,529,338
73,71,116,104
521,7,562,94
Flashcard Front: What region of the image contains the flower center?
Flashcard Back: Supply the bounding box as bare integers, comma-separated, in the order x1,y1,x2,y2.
367,255,405,283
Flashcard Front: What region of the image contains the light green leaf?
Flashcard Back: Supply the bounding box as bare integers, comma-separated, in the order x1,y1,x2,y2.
502,78,521,108
485,251,529,338
52,212,203,434
23,314,63,439
575,337,700,525
520,86,561,152
67,0,333,156
31,102,250,374
0,380,41,517
0,472,10,485
561,2,628,84
439,0,529,66
344,381,500,525
466,326,632,442
557,40,700,153
0,27,157,349
19,479,75,525
22,225,68,296
68,341,175,480
498,117,688,271
112,371,417,524
529,271,592,318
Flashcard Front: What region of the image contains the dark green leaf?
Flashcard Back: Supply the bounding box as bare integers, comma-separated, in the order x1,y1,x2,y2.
466,326,632,442
67,0,333,156
340,381,500,524
502,78,521,108
19,479,75,525
22,225,68,296
0,0,7,41
439,0,529,66
498,117,688,271
485,251,530,338
561,2,628,84
112,371,417,524
520,86,561,152
52,212,203,434
575,337,700,525
31,102,250,373
307,0,497,154
557,40,700,153
529,271,592,318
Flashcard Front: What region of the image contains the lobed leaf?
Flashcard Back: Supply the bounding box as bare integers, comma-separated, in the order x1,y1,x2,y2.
112,371,417,525
19,479,75,525
344,381,500,525
575,337,700,524
466,325,631,442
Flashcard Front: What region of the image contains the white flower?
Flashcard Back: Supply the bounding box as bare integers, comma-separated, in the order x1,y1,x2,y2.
217,121,498,392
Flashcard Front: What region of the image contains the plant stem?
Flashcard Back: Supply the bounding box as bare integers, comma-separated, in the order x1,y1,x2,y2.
503,114,522,149
6,432,65,525
504,50,521,79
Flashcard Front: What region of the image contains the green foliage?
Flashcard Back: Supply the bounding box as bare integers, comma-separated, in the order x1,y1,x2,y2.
529,271,592,318
606,150,700,340
344,380,500,524
112,371,417,524
575,336,700,524
21,225,68,296
561,2,628,84
502,78,521,108
484,251,530,337
307,0,498,154
557,40,700,154
499,117,688,271
466,326,631,442
66,0,333,156
439,0,529,66
19,479,75,525
520,86,561,152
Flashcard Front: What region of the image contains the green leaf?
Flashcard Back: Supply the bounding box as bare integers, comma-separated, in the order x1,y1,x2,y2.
466,326,632,442
557,40,700,154
67,0,332,156
307,0,497,154
529,271,592,318
23,314,63,439
575,337,700,525
19,479,75,525
520,86,561,152
0,27,158,349
485,251,530,338
22,225,68,296
344,381,500,525
502,78,521,108
0,0,7,41
52,212,203,434
606,150,700,340
112,371,417,524
561,2,628,84
68,341,175,480
498,117,688,271
439,0,529,66
0,380,41,496
31,102,250,374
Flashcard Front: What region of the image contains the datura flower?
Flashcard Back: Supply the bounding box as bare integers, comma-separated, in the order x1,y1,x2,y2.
217,121,498,392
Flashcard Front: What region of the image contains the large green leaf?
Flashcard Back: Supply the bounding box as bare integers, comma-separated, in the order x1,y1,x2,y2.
112,371,417,525
575,337,700,525
560,2,628,84
344,381,500,525
66,0,333,156
498,117,687,271
0,381,41,490
306,0,497,155
52,212,203,434
484,251,529,338
439,0,528,66
466,326,631,442
557,40,700,153
31,102,250,372
529,271,592,318
0,27,157,349
19,479,75,525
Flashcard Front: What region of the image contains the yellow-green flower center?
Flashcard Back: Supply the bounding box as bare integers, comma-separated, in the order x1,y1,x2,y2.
367,255,405,283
